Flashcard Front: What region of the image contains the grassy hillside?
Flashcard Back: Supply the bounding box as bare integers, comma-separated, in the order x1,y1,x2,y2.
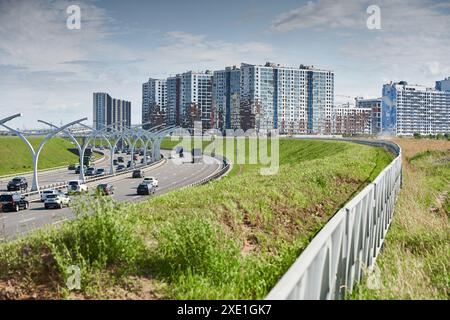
0,136,101,176
350,139,449,299
0,139,393,299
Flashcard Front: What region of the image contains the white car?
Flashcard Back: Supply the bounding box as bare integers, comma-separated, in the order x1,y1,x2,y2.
67,180,88,193
44,193,70,209
40,189,59,202
142,177,158,187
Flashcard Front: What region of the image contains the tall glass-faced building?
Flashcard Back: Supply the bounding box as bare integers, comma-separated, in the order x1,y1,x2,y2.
93,92,131,131
166,75,182,126
240,62,334,134
382,80,450,135
213,66,241,130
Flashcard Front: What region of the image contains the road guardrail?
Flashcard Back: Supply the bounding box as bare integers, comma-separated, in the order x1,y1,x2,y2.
266,138,402,300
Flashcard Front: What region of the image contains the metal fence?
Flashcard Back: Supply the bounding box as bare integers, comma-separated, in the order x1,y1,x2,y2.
266,139,402,300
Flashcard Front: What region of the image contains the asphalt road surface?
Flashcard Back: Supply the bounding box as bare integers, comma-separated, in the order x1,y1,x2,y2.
0,149,112,192
0,153,221,240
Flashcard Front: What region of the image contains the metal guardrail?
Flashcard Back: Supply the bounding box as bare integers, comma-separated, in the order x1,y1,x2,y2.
266,139,402,300
181,154,231,189
0,150,106,185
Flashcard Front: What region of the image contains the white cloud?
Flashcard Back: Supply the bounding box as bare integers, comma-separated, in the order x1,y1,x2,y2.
0,1,276,127
0,0,112,73
271,0,367,32
272,0,450,94
148,31,274,74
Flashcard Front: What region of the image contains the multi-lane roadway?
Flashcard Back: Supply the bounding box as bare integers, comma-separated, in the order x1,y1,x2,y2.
0,150,222,240
0,149,111,192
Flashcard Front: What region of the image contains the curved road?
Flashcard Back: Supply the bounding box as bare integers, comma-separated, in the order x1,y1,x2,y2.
0,153,222,240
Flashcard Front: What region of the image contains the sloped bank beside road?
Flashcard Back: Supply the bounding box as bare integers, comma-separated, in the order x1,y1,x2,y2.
0,139,393,299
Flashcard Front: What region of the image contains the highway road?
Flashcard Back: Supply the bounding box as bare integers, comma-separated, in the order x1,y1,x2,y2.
0,153,222,240
0,149,112,192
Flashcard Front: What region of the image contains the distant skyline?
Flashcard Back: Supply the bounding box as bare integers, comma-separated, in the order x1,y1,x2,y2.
1,0,450,128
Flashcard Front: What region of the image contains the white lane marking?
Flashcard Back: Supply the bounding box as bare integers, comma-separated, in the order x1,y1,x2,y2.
171,181,177,185
52,218,68,226
20,217,35,224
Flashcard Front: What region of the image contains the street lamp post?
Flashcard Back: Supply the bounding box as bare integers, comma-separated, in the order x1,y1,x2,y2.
0,114,87,193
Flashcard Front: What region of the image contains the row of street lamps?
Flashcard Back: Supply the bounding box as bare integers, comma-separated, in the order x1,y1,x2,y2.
0,114,178,193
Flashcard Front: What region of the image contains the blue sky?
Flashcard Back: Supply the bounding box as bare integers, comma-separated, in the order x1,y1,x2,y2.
1,0,449,128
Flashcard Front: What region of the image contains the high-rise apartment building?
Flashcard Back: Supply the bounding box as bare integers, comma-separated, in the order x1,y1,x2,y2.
333,102,372,135
146,62,334,133
436,77,450,92
165,71,213,128
142,78,166,129
240,62,334,134
212,66,241,130
181,71,213,129
356,97,382,134
166,75,181,127
382,80,450,135
93,92,131,131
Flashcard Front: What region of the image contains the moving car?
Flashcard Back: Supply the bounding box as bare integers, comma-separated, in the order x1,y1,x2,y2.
75,165,87,174
85,167,96,176
142,177,158,187
40,189,59,202
95,168,106,176
44,192,70,209
7,177,28,192
0,193,29,212
116,164,126,172
132,169,143,178
96,183,114,195
141,156,152,164
137,183,155,195
67,180,88,193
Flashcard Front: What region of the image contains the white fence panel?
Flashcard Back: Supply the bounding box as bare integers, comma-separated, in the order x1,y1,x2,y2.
266,140,402,300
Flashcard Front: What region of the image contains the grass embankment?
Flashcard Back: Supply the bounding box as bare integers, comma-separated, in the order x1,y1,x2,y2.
0,139,393,299
0,136,103,176
351,139,449,299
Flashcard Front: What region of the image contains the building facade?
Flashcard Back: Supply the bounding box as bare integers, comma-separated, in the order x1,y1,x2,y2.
145,62,334,133
333,103,372,135
181,71,213,129
356,97,382,134
382,81,450,135
93,92,131,131
240,62,333,134
142,78,166,129
436,77,450,92
212,66,241,130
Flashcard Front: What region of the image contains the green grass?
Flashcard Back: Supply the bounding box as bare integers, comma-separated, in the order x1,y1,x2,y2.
0,136,103,176
0,139,393,299
350,148,449,300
